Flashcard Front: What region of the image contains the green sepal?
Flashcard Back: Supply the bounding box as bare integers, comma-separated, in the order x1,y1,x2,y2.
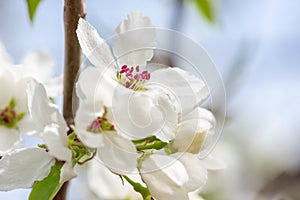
29,162,64,200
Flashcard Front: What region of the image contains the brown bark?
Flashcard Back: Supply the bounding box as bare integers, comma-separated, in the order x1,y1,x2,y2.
55,0,86,199
62,0,86,126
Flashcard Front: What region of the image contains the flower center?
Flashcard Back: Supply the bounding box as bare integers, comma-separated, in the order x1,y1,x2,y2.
87,107,115,133
0,99,25,129
116,65,151,91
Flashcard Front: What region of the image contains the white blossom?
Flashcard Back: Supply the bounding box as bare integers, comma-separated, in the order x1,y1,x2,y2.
0,71,34,154
27,79,76,183
0,41,62,97
0,79,75,191
75,12,222,199
76,13,210,143
140,153,224,200
74,95,139,174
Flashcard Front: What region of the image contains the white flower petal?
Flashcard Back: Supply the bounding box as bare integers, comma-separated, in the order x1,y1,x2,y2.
0,70,16,108
96,133,138,174
140,154,189,200
45,75,63,97
13,78,37,133
0,148,55,191
21,51,55,83
146,67,209,115
75,100,105,148
17,116,35,135
0,127,21,155
154,92,178,142
88,160,142,200
172,153,208,192
173,119,211,154
14,78,30,113
76,128,105,149
60,162,76,184
110,87,167,140
113,12,156,68
41,124,71,162
76,67,117,109
76,18,115,69
76,67,99,100
26,79,58,133
183,107,215,124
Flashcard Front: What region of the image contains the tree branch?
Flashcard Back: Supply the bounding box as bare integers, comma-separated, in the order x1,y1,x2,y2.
62,0,86,126
55,0,86,199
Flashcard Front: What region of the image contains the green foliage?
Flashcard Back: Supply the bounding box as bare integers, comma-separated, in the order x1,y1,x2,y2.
26,0,42,22
194,0,214,23
29,162,64,200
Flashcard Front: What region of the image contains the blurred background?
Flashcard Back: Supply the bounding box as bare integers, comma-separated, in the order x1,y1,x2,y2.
0,0,300,199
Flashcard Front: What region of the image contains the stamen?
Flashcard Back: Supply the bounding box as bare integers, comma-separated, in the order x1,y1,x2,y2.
0,99,24,128
87,107,115,133
117,65,151,91
125,81,131,88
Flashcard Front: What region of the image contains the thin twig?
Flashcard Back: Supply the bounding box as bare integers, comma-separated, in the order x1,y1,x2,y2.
54,0,86,199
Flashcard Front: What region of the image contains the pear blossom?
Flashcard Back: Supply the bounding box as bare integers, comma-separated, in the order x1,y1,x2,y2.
172,107,216,154
74,82,139,174
140,153,224,200
76,12,209,143
138,97,221,199
75,12,222,199
0,43,63,154
0,41,62,97
0,80,75,191
0,71,34,154
26,79,76,183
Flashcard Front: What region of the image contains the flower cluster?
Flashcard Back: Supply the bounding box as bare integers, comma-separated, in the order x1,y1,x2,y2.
0,12,224,200
75,12,224,200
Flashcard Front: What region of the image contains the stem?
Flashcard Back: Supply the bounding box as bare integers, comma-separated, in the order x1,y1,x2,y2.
136,141,167,151
123,176,152,200
55,0,86,199
132,136,157,144
62,0,86,126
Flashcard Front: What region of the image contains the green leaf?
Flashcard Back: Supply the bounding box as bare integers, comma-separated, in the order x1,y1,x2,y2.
194,0,214,23
29,162,64,200
26,0,42,22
